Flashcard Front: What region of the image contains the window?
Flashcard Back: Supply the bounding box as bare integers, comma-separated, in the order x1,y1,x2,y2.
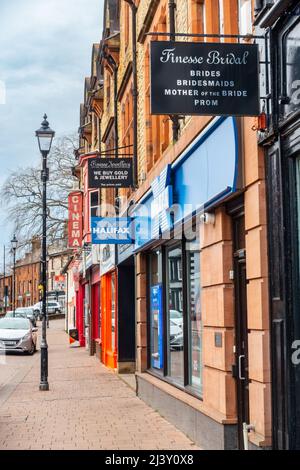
186,237,203,395
121,84,134,198
219,0,225,37
144,19,170,174
189,0,205,39
124,2,130,49
167,245,184,385
239,0,252,35
90,190,100,217
149,250,163,372
148,230,202,397
106,72,111,107
281,19,300,118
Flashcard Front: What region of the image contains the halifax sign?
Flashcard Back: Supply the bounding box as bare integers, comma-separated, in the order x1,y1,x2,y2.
151,41,259,117
91,217,134,245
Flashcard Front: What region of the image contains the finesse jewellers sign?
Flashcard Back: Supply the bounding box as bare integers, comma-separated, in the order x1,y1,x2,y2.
151,41,259,116
88,157,133,188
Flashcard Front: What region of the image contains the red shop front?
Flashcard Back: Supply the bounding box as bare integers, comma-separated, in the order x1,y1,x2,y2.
100,270,118,369
76,280,85,348
91,266,101,354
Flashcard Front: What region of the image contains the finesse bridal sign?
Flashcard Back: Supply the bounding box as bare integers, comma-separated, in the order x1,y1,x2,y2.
150,41,259,116
88,157,133,188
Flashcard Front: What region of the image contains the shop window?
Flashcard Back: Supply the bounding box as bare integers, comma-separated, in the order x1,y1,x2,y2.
167,244,184,385
149,250,163,372
148,230,202,397
186,237,202,395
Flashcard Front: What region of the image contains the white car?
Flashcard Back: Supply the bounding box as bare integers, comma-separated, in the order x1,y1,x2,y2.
170,310,183,329
0,317,38,355
169,319,183,350
33,301,62,320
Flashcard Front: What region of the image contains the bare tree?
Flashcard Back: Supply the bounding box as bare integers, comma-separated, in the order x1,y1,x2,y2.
1,134,78,249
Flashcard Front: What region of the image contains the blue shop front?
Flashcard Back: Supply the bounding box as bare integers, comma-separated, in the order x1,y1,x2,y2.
134,116,242,449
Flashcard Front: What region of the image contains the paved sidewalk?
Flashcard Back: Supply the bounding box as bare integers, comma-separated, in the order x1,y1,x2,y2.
0,320,200,450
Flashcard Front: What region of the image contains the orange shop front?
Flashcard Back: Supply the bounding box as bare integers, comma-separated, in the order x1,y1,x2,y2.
99,244,117,370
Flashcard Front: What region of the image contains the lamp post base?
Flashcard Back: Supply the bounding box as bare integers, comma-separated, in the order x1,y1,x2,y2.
39,382,49,391
40,339,49,391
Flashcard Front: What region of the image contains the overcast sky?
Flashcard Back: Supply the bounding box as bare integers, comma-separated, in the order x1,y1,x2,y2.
0,0,102,268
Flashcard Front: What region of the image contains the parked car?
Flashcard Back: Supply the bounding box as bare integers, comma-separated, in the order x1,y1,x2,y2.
169,319,183,350
15,307,37,326
5,310,35,325
170,310,183,329
0,317,38,355
33,301,62,320
5,310,24,318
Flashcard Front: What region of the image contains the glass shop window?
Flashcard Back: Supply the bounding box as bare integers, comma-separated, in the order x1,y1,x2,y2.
167,244,184,385
186,236,203,396
282,19,300,118
149,250,163,372
148,232,202,398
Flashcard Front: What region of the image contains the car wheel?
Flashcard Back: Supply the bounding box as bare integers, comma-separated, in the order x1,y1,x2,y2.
28,342,35,355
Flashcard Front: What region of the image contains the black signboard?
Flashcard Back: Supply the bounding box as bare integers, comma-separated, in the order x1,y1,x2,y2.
69,329,79,341
88,157,133,188
151,41,259,116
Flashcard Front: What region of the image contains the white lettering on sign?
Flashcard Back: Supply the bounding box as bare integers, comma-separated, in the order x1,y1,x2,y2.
68,192,83,249
93,226,130,236
160,48,250,66
151,187,171,217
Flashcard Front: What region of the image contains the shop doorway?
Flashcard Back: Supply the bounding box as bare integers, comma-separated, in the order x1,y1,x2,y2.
117,257,135,371
229,201,250,449
101,271,118,369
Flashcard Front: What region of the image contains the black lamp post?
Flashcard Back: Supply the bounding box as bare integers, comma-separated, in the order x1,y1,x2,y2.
36,114,55,392
11,235,18,317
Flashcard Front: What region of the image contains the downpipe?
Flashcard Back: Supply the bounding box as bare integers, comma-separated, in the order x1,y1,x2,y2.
243,423,255,450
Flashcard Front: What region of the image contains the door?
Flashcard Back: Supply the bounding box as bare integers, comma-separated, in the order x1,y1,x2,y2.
232,209,250,449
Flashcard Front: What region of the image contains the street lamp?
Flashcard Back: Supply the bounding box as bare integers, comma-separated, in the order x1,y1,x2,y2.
11,235,18,317
36,114,55,392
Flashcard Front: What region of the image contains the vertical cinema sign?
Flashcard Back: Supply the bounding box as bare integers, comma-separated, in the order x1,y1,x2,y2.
68,191,83,249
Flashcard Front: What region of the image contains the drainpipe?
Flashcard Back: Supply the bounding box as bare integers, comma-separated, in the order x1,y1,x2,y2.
124,0,138,188
169,0,180,142
243,423,255,450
